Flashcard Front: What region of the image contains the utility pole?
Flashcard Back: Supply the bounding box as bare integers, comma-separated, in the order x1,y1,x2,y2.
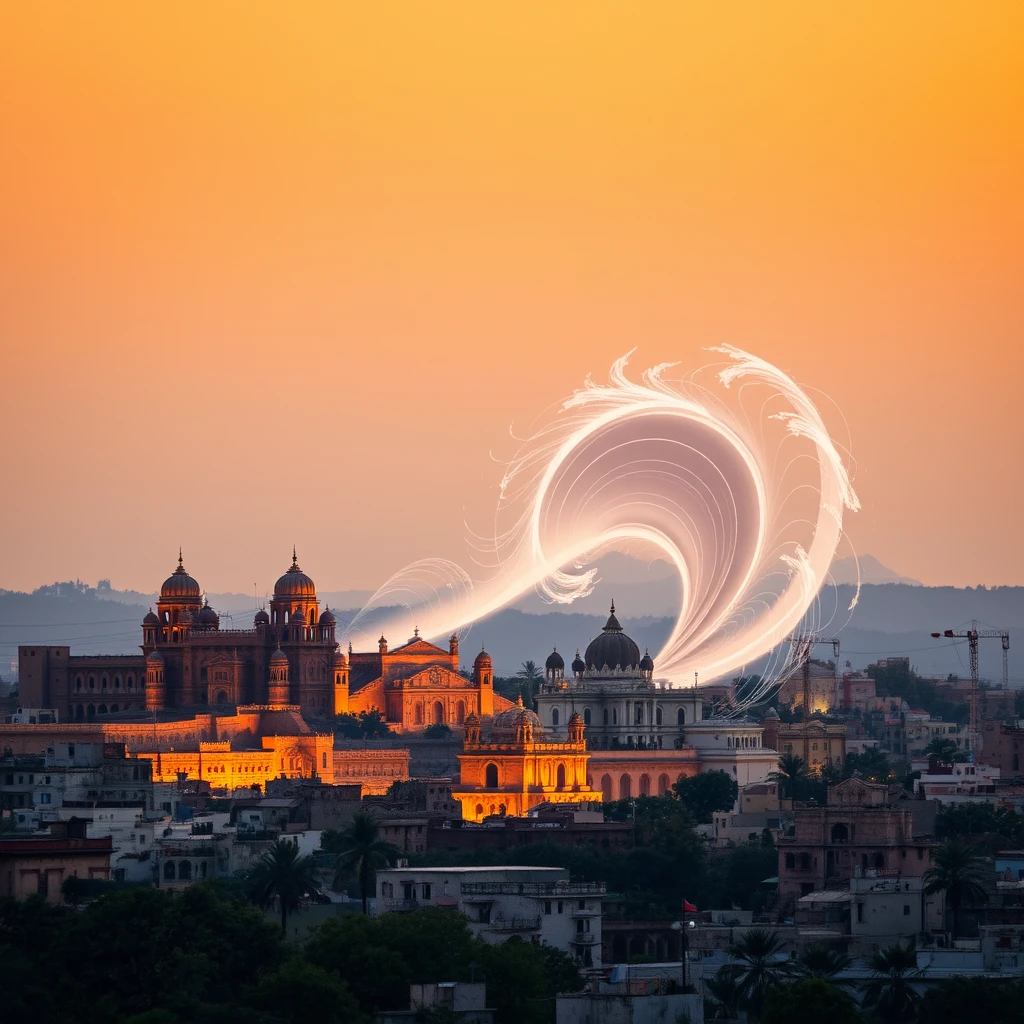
784,634,841,716
931,623,1009,759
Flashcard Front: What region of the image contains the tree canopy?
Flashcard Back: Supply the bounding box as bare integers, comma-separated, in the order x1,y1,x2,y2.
673,770,739,822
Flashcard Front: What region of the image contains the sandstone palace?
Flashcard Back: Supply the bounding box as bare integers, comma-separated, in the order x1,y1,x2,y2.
17,551,508,731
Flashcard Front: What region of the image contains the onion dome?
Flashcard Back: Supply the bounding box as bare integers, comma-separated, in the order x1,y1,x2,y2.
568,710,584,727
270,647,288,666
490,694,544,742
160,550,201,600
290,608,307,626
640,649,654,672
474,646,492,668
254,608,270,626
274,547,316,599
199,600,219,626
572,648,586,675
143,608,160,626
584,601,641,672
545,648,564,672
319,607,336,625
147,649,164,664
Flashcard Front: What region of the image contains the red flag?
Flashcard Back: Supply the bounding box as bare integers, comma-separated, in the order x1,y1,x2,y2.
682,899,697,913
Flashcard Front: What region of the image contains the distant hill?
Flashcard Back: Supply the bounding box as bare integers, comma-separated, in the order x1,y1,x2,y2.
2,575,1020,684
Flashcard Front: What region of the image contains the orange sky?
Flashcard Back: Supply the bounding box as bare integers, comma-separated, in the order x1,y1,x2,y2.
1,3,1022,595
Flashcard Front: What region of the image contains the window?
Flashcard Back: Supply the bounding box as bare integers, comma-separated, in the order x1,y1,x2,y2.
579,900,586,910
785,853,795,870
903,905,911,916
557,901,564,914
583,708,591,725
421,883,431,899
545,901,552,915
39,793,51,804
552,708,559,727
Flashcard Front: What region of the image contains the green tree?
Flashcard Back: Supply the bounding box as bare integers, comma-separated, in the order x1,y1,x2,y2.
861,942,923,1024
705,971,743,1020
918,975,1024,1024
719,928,791,1020
792,943,852,982
517,660,542,706
768,753,809,803
334,711,391,739
246,958,367,1024
476,935,582,1024
936,803,1024,850
922,736,960,762
924,839,989,937
329,811,400,912
247,838,321,934
762,979,860,1024
842,747,894,784
673,770,739,823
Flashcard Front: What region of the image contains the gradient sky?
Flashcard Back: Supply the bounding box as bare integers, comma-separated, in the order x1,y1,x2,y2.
1,3,1022,596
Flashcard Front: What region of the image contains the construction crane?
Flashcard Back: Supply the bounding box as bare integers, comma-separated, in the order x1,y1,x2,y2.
930,623,1010,760
785,633,841,716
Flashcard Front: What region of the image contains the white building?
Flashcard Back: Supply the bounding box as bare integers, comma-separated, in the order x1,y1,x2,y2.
683,721,778,787
375,865,605,966
913,763,1000,803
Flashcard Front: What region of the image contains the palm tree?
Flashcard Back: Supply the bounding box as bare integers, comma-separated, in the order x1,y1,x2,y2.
720,927,791,1020
793,943,852,983
333,811,400,914
861,942,922,1024
769,753,809,805
705,971,743,1020
922,736,959,763
924,839,989,937
517,660,542,705
247,837,320,934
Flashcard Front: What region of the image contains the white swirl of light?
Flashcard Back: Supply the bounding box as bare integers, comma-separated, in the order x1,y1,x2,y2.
342,346,859,687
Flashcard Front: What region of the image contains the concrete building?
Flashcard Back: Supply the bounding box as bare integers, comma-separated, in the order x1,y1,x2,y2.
761,713,846,773
375,865,605,966
914,762,1001,802
980,720,1024,776
0,819,112,900
377,983,495,1024
777,777,936,912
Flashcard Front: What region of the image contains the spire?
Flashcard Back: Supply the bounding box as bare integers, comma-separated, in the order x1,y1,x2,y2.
515,693,524,707
174,548,186,575
414,626,420,638
290,545,300,571
610,599,615,615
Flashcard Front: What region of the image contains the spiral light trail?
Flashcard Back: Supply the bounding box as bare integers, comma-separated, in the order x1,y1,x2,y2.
342,346,859,690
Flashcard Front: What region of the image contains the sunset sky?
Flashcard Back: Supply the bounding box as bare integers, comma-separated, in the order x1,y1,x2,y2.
1,3,1022,596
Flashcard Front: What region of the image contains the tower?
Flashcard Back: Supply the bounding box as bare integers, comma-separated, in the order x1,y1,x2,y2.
332,647,350,715
473,646,494,715
269,648,290,707
145,650,166,711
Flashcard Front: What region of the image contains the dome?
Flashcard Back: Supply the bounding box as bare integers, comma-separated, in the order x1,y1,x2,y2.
584,601,641,673
568,710,584,728
274,548,316,599
640,649,654,672
143,609,160,626
319,607,336,625
254,608,270,626
290,608,307,626
465,710,480,727
572,648,586,675
333,646,348,665
147,649,164,664
199,600,219,626
545,648,564,671
178,609,194,625
474,646,492,667
160,551,201,601
490,695,545,742
763,706,780,720
270,647,288,665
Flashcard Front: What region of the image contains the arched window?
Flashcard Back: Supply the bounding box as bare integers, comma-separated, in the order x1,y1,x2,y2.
163,861,176,880
552,708,560,727
75,678,82,692
414,704,423,725
485,763,498,788
583,708,591,725
111,704,119,714
612,709,618,725
179,861,192,881
658,773,671,796
556,764,566,789
475,804,484,818
322,752,328,770
101,676,108,691
601,774,613,802
635,705,643,725
619,774,632,800
639,774,651,796
831,823,849,843
97,704,107,716
677,708,685,726
433,701,445,725
75,705,84,721
603,708,609,725
88,676,95,690
456,701,466,725
656,706,663,725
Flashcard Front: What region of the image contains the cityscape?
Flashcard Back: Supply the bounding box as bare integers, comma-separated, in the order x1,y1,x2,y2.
2,5,1022,1024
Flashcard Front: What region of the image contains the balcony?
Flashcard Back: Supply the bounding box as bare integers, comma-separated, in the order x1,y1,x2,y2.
487,916,542,933
461,881,606,898
384,899,421,913
572,931,600,944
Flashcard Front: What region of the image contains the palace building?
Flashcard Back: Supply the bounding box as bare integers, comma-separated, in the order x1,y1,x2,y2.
451,697,596,821
17,550,506,734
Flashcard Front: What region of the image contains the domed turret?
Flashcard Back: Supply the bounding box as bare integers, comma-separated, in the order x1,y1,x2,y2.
640,649,654,677
147,648,165,665
567,709,585,744
572,648,586,677
474,646,492,669
270,647,288,666
319,608,336,626
268,648,290,707
290,608,307,626
273,547,316,599
198,600,219,627
490,694,544,744
143,608,160,626
584,601,641,674
160,550,202,601
545,647,564,676
178,609,194,626
464,710,482,745
254,608,270,627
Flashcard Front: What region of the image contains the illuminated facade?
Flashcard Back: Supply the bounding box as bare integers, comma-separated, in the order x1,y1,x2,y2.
452,698,595,822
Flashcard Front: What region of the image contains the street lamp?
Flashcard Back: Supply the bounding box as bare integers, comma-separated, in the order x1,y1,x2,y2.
671,919,696,990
